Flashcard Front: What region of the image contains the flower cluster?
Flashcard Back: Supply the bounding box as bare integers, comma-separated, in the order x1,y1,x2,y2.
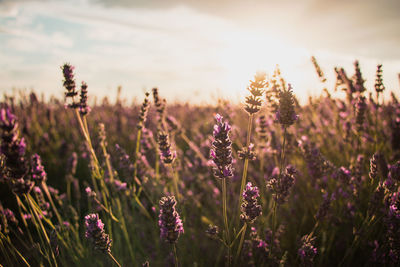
256,115,269,148
31,154,47,183
353,60,365,93
238,143,256,161
298,234,317,266
244,72,267,115
266,165,296,204
210,114,233,179
311,56,327,83
79,82,91,116
205,224,219,239
375,64,385,94
276,84,297,126
157,131,175,164
137,92,150,130
0,108,32,194
84,213,112,253
355,95,366,132
240,182,262,223
158,196,184,243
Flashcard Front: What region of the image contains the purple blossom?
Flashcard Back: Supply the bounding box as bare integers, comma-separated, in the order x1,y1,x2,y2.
210,114,233,179
84,213,112,253
158,196,184,243
31,154,47,183
157,131,176,164
298,234,317,266
240,182,262,223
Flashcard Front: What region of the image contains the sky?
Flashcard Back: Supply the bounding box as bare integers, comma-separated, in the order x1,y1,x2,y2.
0,0,399,104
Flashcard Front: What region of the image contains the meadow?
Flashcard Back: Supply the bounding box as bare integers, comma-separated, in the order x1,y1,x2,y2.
0,60,399,266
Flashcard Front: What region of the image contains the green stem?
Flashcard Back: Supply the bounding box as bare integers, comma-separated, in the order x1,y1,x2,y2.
173,244,179,267
235,223,247,262
171,162,180,201
238,115,253,221
108,252,122,267
222,179,231,266
133,128,142,182
270,201,277,258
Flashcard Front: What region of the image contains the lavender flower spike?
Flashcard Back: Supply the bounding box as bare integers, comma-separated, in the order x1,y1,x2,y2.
157,131,176,164
31,154,47,183
298,234,317,266
79,81,91,116
158,196,184,243
210,114,233,179
240,182,262,223
84,213,112,253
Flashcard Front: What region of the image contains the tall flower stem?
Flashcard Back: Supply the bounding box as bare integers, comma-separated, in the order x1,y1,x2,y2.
171,162,180,201
238,114,253,219
222,178,231,266
107,252,121,267
133,128,142,183
235,222,247,262
270,125,287,257
173,244,179,267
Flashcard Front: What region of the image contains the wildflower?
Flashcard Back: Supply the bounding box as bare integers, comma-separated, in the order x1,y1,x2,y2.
375,64,385,94
85,187,97,199
369,153,379,180
353,60,365,93
0,108,32,194
355,95,367,132
266,165,296,204
389,161,400,182
256,115,269,147
158,196,184,243
84,213,112,253
157,131,175,164
240,182,262,223
238,143,256,161
316,193,331,221
311,56,327,83
115,144,134,181
205,225,219,239
244,72,267,115
166,115,181,134
79,81,91,116
152,88,166,127
210,114,233,179
137,92,150,130
67,152,78,175
61,63,79,108
31,154,47,183
298,234,317,266
276,84,297,126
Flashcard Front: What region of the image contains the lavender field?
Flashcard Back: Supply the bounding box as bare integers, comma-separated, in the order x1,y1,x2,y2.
0,60,399,267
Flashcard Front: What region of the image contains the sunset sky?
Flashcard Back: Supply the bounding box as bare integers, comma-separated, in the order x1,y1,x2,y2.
0,0,399,104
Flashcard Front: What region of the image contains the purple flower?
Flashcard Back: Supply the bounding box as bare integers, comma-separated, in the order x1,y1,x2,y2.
79,81,91,116
157,131,176,164
158,196,184,243
31,154,47,183
266,165,296,204
244,72,266,115
137,92,150,130
238,143,256,161
210,114,233,179
61,63,78,99
298,234,317,266
389,161,400,181
84,213,112,253
240,182,262,223
276,83,297,126
0,108,32,194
